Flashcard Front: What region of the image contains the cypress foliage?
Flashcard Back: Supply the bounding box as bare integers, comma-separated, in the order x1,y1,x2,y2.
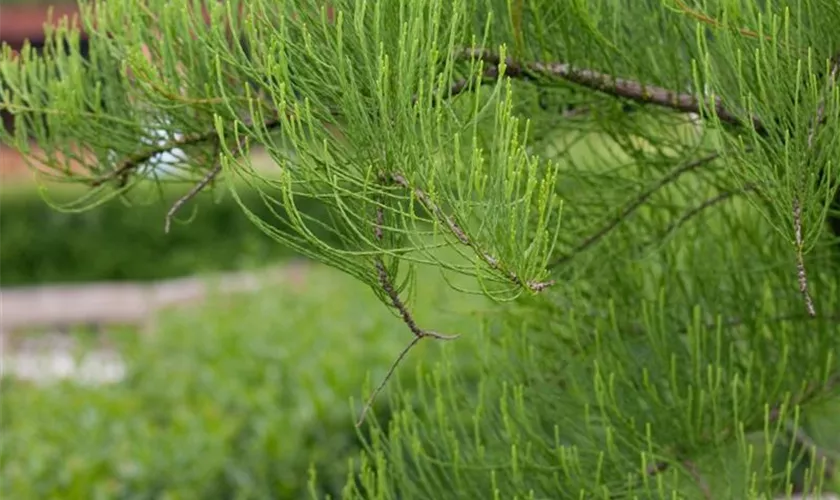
2,1,839,498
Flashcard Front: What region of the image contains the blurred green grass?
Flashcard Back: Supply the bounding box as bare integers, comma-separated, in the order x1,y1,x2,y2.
0,256,489,500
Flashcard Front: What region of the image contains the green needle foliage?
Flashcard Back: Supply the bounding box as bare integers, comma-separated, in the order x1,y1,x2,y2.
2,0,840,498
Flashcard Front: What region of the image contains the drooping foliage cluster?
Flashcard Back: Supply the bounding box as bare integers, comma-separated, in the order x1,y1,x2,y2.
2,0,840,498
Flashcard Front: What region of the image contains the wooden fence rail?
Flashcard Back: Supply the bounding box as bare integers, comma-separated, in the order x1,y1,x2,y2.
0,264,306,335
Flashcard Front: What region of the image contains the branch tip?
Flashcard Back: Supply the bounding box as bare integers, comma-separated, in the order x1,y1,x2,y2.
164,162,222,234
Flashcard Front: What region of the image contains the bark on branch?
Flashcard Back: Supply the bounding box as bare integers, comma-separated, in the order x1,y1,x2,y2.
355,205,459,427
91,48,781,189
455,48,768,135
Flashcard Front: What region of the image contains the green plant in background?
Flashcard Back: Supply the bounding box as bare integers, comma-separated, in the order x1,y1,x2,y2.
0,178,340,285
2,0,840,499
0,264,486,499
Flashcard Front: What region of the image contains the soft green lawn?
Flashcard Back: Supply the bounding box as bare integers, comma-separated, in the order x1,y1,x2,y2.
0,259,489,500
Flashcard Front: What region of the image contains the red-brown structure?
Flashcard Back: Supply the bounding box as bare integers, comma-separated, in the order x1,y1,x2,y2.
0,2,335,180
1,3,87,179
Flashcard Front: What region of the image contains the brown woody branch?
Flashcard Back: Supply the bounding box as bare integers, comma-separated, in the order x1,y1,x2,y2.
90,115,283,188
91,48,768,190
456,48,768,135
793,197,817,317
165,159,221,234
91,130,215,188
793,53,839,318
356,205,459,427
357,164,559,423
164,135,249,234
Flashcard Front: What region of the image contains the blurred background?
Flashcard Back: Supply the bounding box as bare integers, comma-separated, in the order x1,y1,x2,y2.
0,2,483,498
8,3,838,500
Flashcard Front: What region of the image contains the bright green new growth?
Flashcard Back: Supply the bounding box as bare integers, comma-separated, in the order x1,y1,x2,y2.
2,0,561,302
2,0,840,498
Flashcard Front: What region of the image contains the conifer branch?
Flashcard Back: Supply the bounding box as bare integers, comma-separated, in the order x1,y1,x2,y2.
793,198,817,317
456,48,768,135
388,172,555,293
652,183,758,243
86,47,777,192
49,47,837,195
356,335,422,428
164,136,246,234
643,332,840,484
90,115,283,187
356,206,459,428
549,152,723,268
792,53,837,318
165,162,221,234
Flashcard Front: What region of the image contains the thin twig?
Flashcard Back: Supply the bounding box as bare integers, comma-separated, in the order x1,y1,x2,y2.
91,115,281,188
164,163,222,234
356,206,459,427
356,336,422,427
654,183,757,242
92,130,214,187
373,258,458,341
549,152,723,268
165,136,247,233
683,460,712,500
793,55,837,317
793,198,817,317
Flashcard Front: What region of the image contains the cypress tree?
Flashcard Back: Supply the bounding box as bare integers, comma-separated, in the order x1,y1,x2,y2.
2,1,839,498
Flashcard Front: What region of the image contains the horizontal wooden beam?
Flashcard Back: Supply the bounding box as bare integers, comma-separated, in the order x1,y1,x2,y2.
0,263,307,334
0,4,86,48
